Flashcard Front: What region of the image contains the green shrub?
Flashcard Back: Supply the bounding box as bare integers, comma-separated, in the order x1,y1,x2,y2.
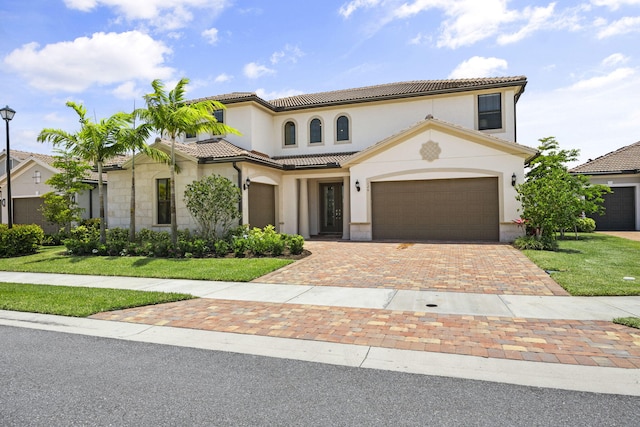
63,225,99,255
214,240,230,257
514,235,558,251
576,217,596,233
285,234,305,255
0,224,45,257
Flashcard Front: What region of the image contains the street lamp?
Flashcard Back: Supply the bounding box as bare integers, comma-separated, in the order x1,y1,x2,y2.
0,105,16,228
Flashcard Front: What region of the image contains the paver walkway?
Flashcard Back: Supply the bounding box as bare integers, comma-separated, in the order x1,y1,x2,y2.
257,241,568,296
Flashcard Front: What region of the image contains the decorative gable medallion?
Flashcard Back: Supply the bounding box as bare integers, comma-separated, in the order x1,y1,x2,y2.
420,140,441,162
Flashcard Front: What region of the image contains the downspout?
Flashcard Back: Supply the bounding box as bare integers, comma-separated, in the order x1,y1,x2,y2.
232,162,243,225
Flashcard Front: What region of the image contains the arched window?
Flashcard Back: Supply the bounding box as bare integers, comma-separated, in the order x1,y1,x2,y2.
336,115,349,142
309,118,322,144
284,121,296,146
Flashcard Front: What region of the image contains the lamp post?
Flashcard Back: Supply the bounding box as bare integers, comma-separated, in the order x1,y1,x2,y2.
0,106,16,228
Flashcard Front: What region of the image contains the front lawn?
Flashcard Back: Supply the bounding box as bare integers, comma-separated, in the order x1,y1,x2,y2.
522,233,640,296
0,282,194,317
0,246,293,282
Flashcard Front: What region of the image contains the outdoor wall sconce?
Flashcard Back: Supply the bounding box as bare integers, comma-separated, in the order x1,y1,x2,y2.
511,173,517,187
243,177,251,190
355,180,361,192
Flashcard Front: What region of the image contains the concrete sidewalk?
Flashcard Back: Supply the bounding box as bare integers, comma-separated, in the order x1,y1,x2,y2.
0,271,639,396
0,271,637,320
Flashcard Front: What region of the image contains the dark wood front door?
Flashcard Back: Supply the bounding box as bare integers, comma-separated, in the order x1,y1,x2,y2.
320,183,343,234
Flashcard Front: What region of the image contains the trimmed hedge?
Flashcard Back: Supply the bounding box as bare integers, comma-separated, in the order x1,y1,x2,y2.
0,224,45,257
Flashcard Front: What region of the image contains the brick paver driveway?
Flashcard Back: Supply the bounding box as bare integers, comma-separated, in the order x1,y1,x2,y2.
256,241,568,296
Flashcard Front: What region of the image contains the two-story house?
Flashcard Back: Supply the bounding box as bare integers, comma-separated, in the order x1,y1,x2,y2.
106,76,538,242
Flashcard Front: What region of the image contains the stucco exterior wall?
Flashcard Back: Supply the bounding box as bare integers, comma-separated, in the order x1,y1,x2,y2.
348,126,526,242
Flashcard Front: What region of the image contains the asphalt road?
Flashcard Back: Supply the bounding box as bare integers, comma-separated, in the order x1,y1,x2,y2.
1,325,638,426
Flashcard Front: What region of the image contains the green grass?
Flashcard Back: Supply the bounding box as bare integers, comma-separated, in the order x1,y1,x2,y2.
0,282,195,317
0,246,293,282
522,233,640,296
613,317,640,329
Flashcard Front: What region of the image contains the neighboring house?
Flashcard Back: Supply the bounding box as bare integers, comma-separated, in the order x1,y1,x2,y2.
106,77,538,242
0,149,108,233
570,141,640,231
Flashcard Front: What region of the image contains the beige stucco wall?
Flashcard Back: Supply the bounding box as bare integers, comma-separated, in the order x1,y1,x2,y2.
107,155,242,233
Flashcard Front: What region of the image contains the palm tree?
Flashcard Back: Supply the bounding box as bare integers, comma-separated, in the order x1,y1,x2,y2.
140,78,240,245
117,112,171,242
38,101,128,244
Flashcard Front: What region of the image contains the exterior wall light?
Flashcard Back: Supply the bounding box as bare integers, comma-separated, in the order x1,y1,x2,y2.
355,180,361,192
243,177,251,190
511,173,517,187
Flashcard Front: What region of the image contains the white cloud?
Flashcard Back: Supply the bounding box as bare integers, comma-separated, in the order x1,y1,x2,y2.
202,28,219,45
409,32,431,45
596,16,640,38
112,81,143,100
602,53,629,67
255,88,304,100
243,62,275,79
518,71,640,165
64,0,229,31
3,31,174,92
270,44,304,64
497,3,556,45
564,67,636,91
214,73,232,83
448,56,508,79
339,0,381,18
591,0,640,10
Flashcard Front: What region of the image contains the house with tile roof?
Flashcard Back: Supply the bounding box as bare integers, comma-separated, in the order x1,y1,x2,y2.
570,141,640,231
0,149,107,233
105,76,538,242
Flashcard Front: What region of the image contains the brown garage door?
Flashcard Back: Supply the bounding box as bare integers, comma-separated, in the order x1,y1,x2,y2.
372,177,499,241
13,197,58,234
590,187,636,231
248,182,276,229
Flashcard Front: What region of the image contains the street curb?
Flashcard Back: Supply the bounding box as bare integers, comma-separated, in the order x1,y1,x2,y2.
2,310,638,396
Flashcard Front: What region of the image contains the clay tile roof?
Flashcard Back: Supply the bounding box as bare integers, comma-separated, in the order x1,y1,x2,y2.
272,152,357,167
269,77,527,110
570,141,640,174
161,139,353,169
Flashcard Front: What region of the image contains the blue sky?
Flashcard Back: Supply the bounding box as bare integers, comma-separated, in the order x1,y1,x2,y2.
1,0,639,165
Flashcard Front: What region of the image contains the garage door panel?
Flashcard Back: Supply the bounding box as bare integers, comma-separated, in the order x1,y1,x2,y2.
590,187,636,231
13,198,59,234
372,177,499,241
248,183,276,229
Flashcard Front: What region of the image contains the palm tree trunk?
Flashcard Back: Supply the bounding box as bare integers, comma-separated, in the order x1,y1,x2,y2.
170,138,177,246
129,151,136,242
98,160,106,244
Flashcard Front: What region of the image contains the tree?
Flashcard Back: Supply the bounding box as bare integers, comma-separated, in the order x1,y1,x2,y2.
516,137,610,248
41,150,92,234
184,174,241,241
117,112,171,242
139,78,240,245
38,102,129,243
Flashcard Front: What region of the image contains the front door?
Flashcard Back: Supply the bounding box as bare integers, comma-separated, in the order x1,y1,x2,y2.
320,183,343,234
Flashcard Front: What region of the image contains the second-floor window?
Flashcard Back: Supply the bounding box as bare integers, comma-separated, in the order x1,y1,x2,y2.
478,93,502,130
214,109,224,123
336,115,350,142
309,118,322,144
284,121,296,146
